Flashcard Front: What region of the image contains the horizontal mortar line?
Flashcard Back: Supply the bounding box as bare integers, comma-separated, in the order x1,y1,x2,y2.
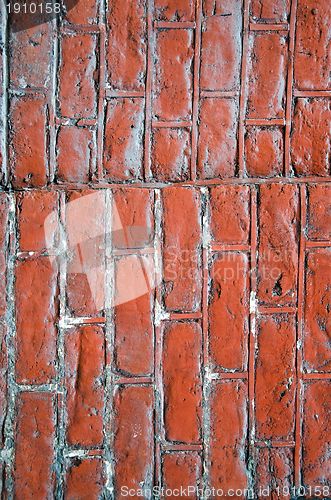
302,373,331,380
154,21,196,29
115,376,154,385
63,448,105,458
9,86,46,95
152,120,192,128
255,440,295,448
200,90,239,98
258,306,297,314
161,443,202,452
305,240,331,248
59,317,106,327
211,243,250,252
112,247,154,256
245,118,285,126
16,251,60,259
293,90,331,97
105,89,145,98
55,117,97,127
168,312,202,320
16,383,60,392
211,371,248,380
249,22,289,31
60,24,100,34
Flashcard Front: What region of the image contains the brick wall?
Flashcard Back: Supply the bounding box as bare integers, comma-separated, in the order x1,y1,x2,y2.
0,0,330,498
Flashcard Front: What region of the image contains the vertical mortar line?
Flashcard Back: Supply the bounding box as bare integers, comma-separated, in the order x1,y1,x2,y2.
238,0,250,178
1,0,9,186
49,4,59,184
96,0,106,180
190,0,202,182
284,0,298,177
103,188,115,497
248,186,257,491
144,0,153,181
294,184,306,488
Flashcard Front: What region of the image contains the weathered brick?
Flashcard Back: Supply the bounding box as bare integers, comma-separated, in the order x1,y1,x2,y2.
107,0,146,90
291,99,330,177
9,96,48,188
197,98,238,179
14,392,55,499
0,323,7,447
256,448,293,500
209,253,249,371
307,185,331,241
162,187,201,312
155,0,195,20
245,127,283,177
302,381,331,487
153,30,193,121
114,386,154,497
210,381,248,492
64,0,99,24
247,34,287,119
255,314,296,440
163,321,202,443
295,0,331,90
65,459,105,500
15,258,58,384
209,185,250,244
0,194,9,318
17,191,59,252
162,453,201,498
250,0,290,22
65,326,105,446
201,0,242,91
151,128,191,182
304,250,331,373
59,34,97,119
56,126,96,183
257,184,299,306
103,99,144,181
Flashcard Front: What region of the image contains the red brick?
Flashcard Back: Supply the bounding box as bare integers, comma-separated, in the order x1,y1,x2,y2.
255,314,296,440
256,448,293,500
56,126,96,183
294,0,331,90
151,128,191,182
201,0,242,91
245,127,283,177
64,0,98,24
155,0,195,20
0,323,7,447
209,253,249,371
114,385,154,497
59,34,97,119
163,321,202,443
14,392,55,499
15,258,58,384
162,453,201,498
114,256,153,376
209,185,250,244
65,459,105,500
153,30,193,121
247,34,287,119
302,381,331,487
210,381,248,492
162,187,201,312
0,194,9,318
9,96,47,188
250,0,290,22
307,185,331,241
17,191,59,252
103,99,144,181
197,98,238,179
107,0,146,90
9,19,52,88
65,326,105,446
291,99,330,177
304,250,331,373
257,184,299,306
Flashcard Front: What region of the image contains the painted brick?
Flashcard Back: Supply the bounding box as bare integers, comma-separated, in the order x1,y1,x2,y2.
201,0,242,91
154,0,195,20
304,250,331,373
0,323,7,448
255,314,296,440
114,385,154,497
56,126,96,183
295,0,331,90
197,98,238,179
247,34,287,119
65,459,105,500
307,185,331,241
245,127,283,177
151,128,191,182
163,321,202,443
291,99,330,177
14,392,56,499
209,253,249,371
15,258,58,384
302,381,331,487
65,326,105,446
162,187,201,312
162,453,202,498
0,194,9,318
153,30,193,121
64,0,99,24
9,96,48,188
257,184,299,306
250,0,290,22
107,0,146,90
256,448,293,500
210,381,248,492
103,98,144,181
59,34,97,119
